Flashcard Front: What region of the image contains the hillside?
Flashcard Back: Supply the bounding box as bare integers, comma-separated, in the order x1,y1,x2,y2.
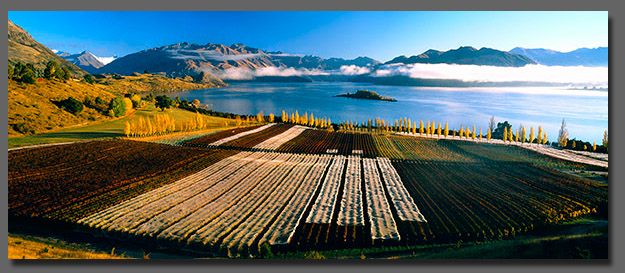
386,46,536,67
98,42,380,78
8,19,87,78
58,51,105,74
510,47,608,67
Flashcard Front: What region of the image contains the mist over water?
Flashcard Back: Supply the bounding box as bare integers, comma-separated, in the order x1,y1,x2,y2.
173,82,608,144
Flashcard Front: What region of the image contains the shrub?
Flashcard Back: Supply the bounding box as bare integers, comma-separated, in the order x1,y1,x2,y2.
59,97,84,115
83,74,95,84
108,97,127,117
155,95,173,111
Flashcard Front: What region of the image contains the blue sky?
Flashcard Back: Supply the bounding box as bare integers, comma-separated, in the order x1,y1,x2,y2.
8,11,608,61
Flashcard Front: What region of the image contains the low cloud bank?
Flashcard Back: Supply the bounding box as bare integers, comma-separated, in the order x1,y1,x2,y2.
167,49,266,61
372,63,608,84
213,65,371,80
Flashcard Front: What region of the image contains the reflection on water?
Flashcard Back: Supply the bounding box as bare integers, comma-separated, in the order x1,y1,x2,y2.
172,82,608,143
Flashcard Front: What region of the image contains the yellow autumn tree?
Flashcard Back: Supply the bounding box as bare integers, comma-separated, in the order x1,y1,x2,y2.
419,120,424,135
503,126,508,143
444,122,449,138
124,121,131,137
487,128,491,141
537,126,543,144
529,126,535,144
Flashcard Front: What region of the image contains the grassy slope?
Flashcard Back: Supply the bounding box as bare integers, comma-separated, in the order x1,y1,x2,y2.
8,233,128,259
8,74,223,138
95,73,223,93
8,103,236,148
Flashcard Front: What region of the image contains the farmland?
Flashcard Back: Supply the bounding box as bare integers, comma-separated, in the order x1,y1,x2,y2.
8,124,608,258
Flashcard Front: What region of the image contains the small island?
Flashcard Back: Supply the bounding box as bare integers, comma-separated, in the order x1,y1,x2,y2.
334,89,397,102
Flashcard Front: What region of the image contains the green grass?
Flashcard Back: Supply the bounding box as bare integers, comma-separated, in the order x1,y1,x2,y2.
8,104,236,148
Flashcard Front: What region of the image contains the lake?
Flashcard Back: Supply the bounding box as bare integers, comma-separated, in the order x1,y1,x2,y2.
172,82,608,144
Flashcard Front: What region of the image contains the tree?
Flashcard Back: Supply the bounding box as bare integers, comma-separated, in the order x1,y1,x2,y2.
487,128,491,141
472,125,476,140
124,121,131,137
558,119,568,148
59,97,84,114
572,140,576,149
130,94,142,108
529,126,535,144
593,141,597,151
269,113,275,123
602,130,608,152
108,97,127,117
191,99,201,107
444,122,449,138
515,129,519,142
83,74,95,84
542,131,548,145
437,122,442,137
537,126,543,144
493,121,512,140
44,60,58,79
419,120,424,135
281,110,287,123
61,67,71,80
503,126,508,143
521,125,527,143
479,127,483,140
488,115,496,133
257,111,264,123
8,63,14,79
155,95,173,111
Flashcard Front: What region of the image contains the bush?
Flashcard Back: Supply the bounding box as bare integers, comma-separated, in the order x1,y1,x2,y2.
155,95,173,111
130,94,142,108
83,74,95,84
108,97,127,117
59,97,84,114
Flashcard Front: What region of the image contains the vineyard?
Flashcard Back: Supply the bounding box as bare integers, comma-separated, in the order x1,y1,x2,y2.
276,129,378,156
8,124,609,258
8,140,237,222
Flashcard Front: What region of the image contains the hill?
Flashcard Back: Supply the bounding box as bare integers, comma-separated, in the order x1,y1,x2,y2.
58,51,105,74
8,19,87,78
386,46,536,67
510,47,608,67
97,42,380,79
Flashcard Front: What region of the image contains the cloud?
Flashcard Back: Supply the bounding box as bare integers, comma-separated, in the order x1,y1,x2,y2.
51,49,59,53
166,49,267,61
212,67,330,80
94,56,117,65
371,63,608,85
339,65,371,75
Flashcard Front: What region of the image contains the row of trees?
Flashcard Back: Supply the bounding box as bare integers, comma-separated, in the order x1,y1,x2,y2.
558,118,608,153
9,61,96,84
280,110,332,129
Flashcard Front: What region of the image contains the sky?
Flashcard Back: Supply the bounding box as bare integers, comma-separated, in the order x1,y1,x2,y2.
8,11,608,62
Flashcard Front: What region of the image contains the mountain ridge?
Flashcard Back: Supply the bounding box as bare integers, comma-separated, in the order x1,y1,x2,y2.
386,46,536,67
509,47,608,67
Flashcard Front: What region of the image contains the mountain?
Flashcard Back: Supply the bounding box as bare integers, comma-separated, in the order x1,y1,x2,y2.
58,51,105,74
509,47,608,67
98,42,380,78
386,46,536,67
8,19,87,77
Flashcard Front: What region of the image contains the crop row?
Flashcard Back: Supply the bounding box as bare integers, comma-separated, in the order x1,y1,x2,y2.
252,125,307,150
392,160,608,244
337,155,364,226
9,140,237,221
306,155,347,224
200,123,275,146
221,124,294,148
362,158,400,241
277,130,378,156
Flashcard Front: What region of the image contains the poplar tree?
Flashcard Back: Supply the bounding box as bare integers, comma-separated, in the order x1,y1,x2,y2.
269,113,275,123
593,141,597,151
479,127,483,140
487,128,491,141
472,125,476,140
419,120,424,135
529,126,535,144
515,129,519,142
444,122,449,138
602,130,608,151
537,126,543,144
282,110,287,122
521,125,527,144
124,121,131,137
460,125,464,138
437,122,442,137
543,131,548,145
504,126,508,143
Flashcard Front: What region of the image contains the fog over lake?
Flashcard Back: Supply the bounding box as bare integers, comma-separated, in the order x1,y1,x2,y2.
173,82,608,143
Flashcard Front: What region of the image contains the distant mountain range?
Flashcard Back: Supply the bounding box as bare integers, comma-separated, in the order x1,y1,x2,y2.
57,51,106,74
96,42,381,78
386,46,536,67
8,19,86,77
509,47,608,67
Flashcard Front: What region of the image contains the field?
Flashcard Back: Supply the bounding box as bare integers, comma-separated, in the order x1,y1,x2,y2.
7,125,609,258
8,104,238,149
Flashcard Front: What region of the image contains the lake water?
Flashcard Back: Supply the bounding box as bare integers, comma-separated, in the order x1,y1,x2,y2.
172,82,608,143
